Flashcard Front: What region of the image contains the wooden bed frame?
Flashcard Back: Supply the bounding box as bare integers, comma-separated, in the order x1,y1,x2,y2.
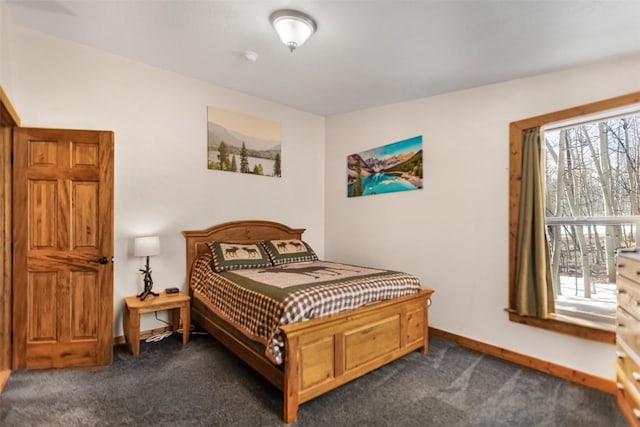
182,220,434,423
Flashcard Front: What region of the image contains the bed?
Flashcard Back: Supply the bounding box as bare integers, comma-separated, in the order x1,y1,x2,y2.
182,220,434,423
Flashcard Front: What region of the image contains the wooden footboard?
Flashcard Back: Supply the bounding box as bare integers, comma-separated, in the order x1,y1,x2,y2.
192,288,432,423
281,289,432,423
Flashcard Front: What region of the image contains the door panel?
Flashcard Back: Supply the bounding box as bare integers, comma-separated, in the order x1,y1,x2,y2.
13,128,113,369
27,271,57,342
29,180,57,248
29,140,57,166
70,271,98,339
72,182,98,248
72,143,98,167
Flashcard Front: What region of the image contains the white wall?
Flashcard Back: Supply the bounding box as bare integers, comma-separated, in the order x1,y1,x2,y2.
4,23,325,336
0,3,11,93
325,54,640,379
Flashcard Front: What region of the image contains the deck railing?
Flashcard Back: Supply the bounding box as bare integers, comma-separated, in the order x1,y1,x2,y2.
545,216,640,325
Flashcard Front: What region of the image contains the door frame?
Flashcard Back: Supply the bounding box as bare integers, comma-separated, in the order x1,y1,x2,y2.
0,86,21,392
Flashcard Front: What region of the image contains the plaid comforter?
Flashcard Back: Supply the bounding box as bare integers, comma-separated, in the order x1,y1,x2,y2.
190,253,422,365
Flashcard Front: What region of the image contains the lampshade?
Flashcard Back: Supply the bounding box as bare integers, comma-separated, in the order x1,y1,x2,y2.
134,236,160,257
270,9,317,52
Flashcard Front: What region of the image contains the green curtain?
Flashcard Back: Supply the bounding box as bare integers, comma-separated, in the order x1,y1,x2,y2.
515,127,555,318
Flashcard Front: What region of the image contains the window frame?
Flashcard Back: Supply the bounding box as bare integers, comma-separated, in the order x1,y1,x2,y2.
508,91,640,344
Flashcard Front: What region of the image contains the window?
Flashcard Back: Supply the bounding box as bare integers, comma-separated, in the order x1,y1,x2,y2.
508,91,640,343
543,111,640,328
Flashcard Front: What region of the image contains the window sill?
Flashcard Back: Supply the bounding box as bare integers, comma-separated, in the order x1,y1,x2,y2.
507,310,615,344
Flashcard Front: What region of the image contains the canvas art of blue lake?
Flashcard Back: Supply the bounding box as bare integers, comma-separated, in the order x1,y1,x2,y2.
349,172,418,196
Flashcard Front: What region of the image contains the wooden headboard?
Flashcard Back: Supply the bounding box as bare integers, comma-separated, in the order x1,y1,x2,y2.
182,220,305,291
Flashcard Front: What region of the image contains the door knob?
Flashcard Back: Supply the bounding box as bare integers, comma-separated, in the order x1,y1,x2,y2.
89,256,109,265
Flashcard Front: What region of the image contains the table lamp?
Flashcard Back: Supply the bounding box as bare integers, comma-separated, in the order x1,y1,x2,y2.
134,235,160,300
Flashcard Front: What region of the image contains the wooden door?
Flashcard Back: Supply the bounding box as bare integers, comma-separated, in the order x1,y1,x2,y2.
13,128,114,369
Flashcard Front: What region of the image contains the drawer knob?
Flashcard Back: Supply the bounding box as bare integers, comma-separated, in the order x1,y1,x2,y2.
634,372,640,382
619,264,626,268
634,408,640,419
618,381,625,390
617,351,627,360
619,289,628,295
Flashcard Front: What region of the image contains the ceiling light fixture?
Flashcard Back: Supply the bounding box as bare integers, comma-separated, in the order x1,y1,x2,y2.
270,9,317,53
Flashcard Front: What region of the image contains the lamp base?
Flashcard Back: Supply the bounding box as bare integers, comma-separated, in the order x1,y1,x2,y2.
137,289,159,301
138,256,158,301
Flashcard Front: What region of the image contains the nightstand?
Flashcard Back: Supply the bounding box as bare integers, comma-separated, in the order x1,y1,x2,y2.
123,291,191,356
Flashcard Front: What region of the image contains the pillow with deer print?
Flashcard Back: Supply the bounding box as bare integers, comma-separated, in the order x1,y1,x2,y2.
261,239,318,266
206,241,273,272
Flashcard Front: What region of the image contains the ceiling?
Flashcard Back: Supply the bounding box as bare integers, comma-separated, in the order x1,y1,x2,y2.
5,1,640,116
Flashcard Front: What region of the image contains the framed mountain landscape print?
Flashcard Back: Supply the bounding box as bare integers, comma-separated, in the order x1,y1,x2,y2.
207,106,282,177
347,135,423,198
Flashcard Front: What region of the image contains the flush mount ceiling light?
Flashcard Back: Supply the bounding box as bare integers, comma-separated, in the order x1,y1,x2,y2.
270,9,317,52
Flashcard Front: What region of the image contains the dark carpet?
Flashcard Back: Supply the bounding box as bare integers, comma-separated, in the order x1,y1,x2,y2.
0,330,625,426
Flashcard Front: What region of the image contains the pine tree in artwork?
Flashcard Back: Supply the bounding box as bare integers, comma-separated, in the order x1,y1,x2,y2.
240,142,250,173
230,154,238,172
217,141,230,171
273,153,281,177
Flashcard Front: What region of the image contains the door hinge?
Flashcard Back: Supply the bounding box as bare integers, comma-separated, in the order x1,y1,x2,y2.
10,152,13,164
